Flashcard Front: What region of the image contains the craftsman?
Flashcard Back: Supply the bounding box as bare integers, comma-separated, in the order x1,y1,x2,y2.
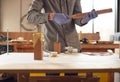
27,0,98,52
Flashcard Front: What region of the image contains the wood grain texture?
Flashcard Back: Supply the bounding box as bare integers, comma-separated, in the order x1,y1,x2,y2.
71,8,112,19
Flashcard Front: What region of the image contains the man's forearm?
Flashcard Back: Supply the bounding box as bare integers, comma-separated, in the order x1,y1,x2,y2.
27,10,49,24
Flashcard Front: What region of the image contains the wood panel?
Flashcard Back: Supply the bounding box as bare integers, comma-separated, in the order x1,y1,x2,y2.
79,32,100,40
29,76,100,82
0,32,36,40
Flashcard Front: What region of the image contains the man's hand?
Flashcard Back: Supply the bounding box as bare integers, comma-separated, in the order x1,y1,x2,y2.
81,9,98,24
49,13,70,25
48,13,55,20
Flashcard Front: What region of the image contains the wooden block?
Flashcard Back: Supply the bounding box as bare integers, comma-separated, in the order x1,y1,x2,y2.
54,42,61,54
33,33,43,60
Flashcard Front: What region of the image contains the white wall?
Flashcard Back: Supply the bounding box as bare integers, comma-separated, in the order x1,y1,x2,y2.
1,0,20,32
0,0,35,32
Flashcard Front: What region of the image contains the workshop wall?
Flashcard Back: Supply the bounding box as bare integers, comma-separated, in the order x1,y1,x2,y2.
0,0,34,32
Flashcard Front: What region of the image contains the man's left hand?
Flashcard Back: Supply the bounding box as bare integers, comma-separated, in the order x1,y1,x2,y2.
81,9,98,24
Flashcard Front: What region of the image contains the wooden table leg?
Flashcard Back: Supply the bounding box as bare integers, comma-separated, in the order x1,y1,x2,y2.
108,72,114,82
17,73,29,82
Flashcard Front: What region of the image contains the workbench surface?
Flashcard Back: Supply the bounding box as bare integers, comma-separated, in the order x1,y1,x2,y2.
0,52,120,73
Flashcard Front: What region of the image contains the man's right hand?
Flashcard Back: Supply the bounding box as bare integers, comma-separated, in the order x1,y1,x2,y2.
49,13,70,25
48,13,55,20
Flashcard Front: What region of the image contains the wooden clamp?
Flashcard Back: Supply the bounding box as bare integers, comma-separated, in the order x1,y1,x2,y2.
71,8,112,19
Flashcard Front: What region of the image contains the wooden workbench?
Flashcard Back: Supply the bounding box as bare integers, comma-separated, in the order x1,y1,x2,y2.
10,42,119,53
0,53,120,82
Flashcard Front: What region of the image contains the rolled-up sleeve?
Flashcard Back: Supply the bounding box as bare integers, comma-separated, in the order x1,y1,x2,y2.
27,0,49,24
